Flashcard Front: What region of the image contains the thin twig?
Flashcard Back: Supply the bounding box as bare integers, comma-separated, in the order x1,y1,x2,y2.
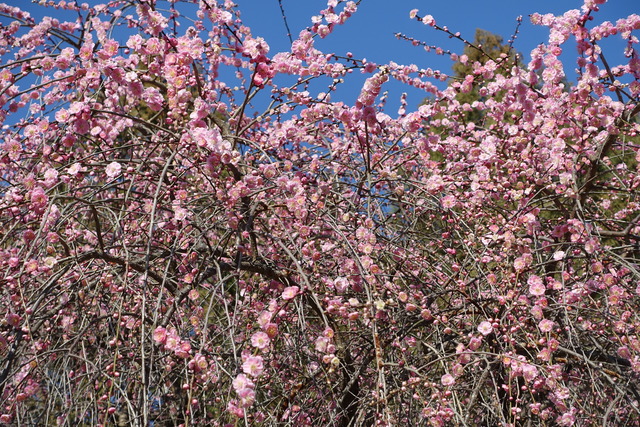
277,0,293,44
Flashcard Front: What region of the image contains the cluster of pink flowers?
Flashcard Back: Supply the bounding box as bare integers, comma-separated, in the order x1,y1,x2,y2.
0,0,639,424
153,327,192,359
356,69,389,108
229,373,256,415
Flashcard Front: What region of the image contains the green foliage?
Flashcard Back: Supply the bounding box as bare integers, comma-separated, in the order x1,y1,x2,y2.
452,29,518,123
452,29,516,80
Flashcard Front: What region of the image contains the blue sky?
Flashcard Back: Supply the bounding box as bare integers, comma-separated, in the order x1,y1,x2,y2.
234,0,638,108
236,0,637,66
10,0,639,112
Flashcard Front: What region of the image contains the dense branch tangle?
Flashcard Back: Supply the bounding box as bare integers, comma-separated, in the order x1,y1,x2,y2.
0,0,639,426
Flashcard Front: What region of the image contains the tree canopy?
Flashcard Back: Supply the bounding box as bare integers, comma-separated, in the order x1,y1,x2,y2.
450,28,519,122
0,1,639,426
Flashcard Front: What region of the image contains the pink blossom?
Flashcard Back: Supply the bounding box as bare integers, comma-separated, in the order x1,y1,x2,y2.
142,87,164,111
521,363,538,382
4,138,22,160
441,374,455,386
105,161,122,178
242,355,264,377
236,387,255,407
421,15,435,26
531,304,544,320
334,277,349,293
477,321,493,336
5,313,21,327
315,336,329,353
67,163,82,176
30,187,48,207
24,259,39,274
468,337,482,350
250,331,270,350
232,374,254,392
43,168,58,187
242,36,269,59
174,340,191,358
227,400,244,417
440,195,456,209
263,322,278,338
189,353,208,372
282,286,299,300
528,275,546,296
538,319,554,332
164,331,179,351
173,206,188,221
556,411,576,426
513,254,532,272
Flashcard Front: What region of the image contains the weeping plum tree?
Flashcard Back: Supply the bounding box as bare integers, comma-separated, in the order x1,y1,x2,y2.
1,0,640,425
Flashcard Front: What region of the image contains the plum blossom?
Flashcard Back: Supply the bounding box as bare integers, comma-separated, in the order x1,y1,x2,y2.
528,275,546,296
441,374,455,386
282,286,299,300
334,276,349,293
174,340,191,358
357,70,389,108
538,319,554,332
315,336,329,353
513,253,532,272
440,194,456,209
67,163,83,176
421,15,435,26
105,161,122,178
232,373,254,392
3,138,22,160
29,187,47,208
164,330,180,351
477,321,493,336
242,355,264,377
556,410,576,426
189,353,208,372
263,322,278,338
173,204,188,221
227,400,244,417
236,387,256,407
251,331,270,350
521,364,538,382
43,168,58,187
243,36,269,59
142,87,164,111
468,337,482,350
5,313,21,327
231,372,257,409
153,327,167,345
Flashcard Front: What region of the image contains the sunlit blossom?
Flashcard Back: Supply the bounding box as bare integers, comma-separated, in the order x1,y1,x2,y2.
282,286,299,300
153,327,167,345
232,374,254,392
2,0,639,423
528,275,546,296
538,319,554,332
251,331,270,350
477,321,493,336
242,356,264,377
441,374,455,386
